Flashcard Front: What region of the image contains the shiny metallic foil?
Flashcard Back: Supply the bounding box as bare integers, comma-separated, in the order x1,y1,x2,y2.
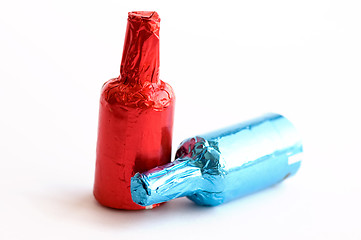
131,113,302,206
93,11,175,210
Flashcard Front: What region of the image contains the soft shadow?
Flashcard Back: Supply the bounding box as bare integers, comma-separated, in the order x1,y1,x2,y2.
31,178,290,229
31,187,212,229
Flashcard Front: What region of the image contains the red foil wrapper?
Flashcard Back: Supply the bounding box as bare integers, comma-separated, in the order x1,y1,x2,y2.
93,11,175,210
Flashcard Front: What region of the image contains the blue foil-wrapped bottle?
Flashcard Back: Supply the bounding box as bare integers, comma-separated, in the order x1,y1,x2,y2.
131,113,302,206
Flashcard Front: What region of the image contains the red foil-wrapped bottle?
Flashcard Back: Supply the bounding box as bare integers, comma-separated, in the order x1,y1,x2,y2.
93,11,175,210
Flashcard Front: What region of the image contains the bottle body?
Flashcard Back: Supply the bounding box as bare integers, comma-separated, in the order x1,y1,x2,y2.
93,11,175,210
94,79,174,209
131,113,302,206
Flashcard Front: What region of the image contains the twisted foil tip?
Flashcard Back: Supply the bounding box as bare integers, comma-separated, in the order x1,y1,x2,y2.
131,173,150,206
128,11,160,22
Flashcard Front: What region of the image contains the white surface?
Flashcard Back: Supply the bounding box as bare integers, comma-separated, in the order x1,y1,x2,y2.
1,0,361,239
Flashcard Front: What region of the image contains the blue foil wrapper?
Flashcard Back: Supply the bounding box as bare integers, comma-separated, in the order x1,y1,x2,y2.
131,113,302,206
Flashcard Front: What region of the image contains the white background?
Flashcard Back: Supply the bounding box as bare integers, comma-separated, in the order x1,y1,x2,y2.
1,0,361,239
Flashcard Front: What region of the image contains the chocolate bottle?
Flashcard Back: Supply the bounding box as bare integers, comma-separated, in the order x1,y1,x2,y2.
94,11,175,210
131,113,302,206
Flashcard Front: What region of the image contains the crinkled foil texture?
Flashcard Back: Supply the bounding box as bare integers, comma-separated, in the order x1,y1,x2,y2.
102,77,174,111
121,11,160,85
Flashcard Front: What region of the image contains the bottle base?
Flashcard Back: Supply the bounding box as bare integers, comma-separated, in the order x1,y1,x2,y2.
93,191,161,210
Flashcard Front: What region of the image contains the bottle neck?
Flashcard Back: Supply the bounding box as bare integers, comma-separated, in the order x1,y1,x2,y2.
131,158,203,206
120,11,160,85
